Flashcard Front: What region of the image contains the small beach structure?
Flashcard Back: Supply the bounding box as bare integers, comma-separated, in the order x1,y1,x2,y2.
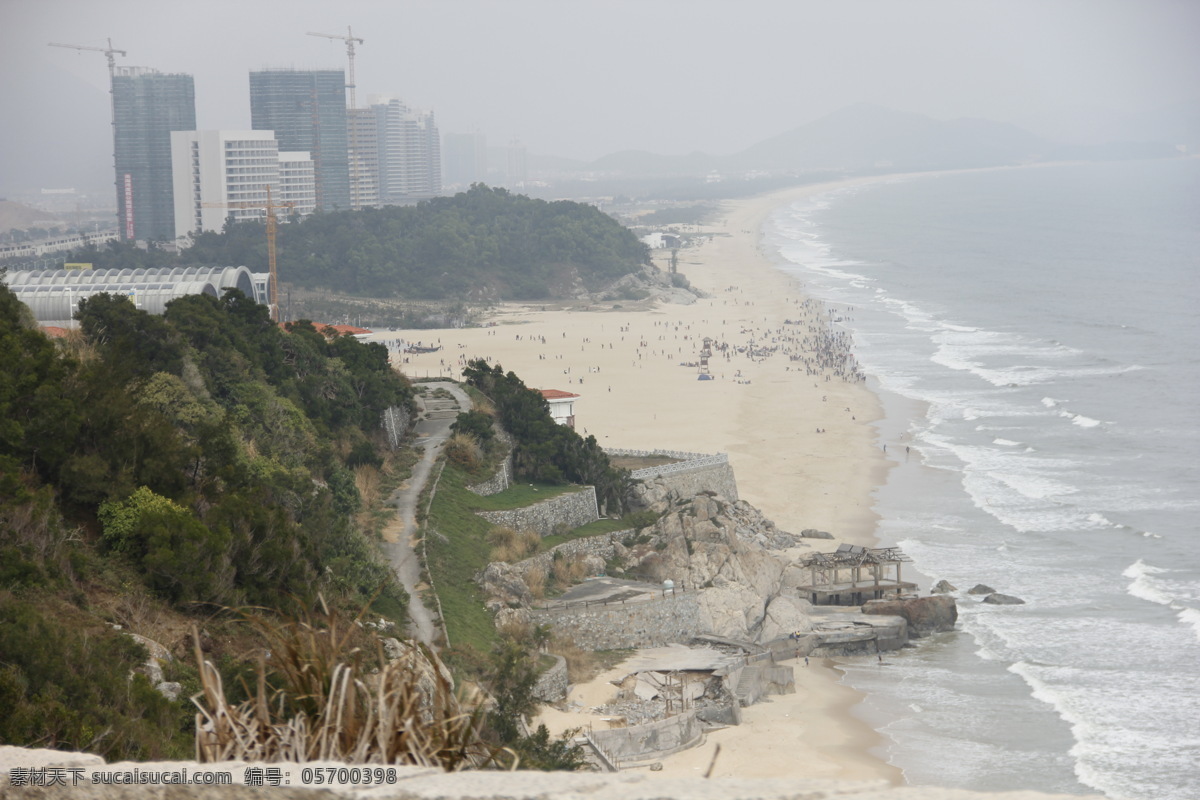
538,388,580,429
795,544,915,606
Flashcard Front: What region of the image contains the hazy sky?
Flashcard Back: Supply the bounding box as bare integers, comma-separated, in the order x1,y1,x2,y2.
2,0,1197,192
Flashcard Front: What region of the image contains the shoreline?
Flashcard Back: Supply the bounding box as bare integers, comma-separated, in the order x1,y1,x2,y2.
377,174,920,782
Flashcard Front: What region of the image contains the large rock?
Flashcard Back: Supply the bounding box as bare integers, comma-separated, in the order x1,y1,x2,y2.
982,593,1026,605
800,528,835,539
862,595,957,637
932,579,957,594
757,595,815,643
967,583,995,595
694,583,767,639
476,561,532,610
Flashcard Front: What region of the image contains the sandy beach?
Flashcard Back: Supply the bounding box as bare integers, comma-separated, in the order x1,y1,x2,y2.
377,177,907,782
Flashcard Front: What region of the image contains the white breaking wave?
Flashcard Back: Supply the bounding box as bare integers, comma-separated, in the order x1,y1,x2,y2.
1060,410,1103,428
1123,560,1175,607
1179,607,1200,642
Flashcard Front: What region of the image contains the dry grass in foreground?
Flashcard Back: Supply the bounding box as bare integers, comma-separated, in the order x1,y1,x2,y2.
191,600,506,768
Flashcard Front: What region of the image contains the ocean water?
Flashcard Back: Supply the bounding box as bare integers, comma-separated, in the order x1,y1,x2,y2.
765,159,1200,799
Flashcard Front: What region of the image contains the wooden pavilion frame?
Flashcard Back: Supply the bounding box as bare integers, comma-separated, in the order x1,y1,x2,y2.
795,544,916,606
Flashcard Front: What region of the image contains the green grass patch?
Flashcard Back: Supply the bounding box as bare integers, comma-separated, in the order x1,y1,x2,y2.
540,518,633,550
471,482,579,511
424,464,502,652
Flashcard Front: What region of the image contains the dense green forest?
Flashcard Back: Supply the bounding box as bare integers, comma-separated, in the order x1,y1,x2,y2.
461,359,631,515
60,186,650,301
0,280,413,758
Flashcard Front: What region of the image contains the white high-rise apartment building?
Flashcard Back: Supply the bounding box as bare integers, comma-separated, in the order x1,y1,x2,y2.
171,130,279,240
348,108,380,209
171,131,317,241
371,98,441,201
278,152,317,218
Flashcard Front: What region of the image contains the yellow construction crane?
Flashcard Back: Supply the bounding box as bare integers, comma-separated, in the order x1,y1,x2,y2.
307,27,365,209
48,39,127,222
200,187,294,321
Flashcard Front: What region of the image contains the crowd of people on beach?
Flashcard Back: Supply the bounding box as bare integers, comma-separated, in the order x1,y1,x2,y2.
385,287,866,393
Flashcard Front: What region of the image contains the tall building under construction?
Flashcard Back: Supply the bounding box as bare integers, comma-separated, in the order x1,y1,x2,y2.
112,67,196,242
249,69,350,212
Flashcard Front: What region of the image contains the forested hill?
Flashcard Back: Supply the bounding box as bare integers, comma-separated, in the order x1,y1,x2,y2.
0,282,413,758
65,186,651,300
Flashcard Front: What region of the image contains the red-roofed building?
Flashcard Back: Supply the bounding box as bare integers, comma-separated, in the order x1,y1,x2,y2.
39,326,71,339
282,322,373,339
537,389,580,429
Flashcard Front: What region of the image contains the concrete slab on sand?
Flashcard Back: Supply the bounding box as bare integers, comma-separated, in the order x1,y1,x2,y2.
619,644,744,674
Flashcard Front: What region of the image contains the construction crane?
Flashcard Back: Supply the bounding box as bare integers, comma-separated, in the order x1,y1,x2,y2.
48,38,126,227
200,186,293,321
308,27,365,209
307,26,364,109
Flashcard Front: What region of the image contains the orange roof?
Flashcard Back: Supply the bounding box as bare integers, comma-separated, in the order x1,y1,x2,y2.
538,389,580,400
40,326,70,339
281,322,373,337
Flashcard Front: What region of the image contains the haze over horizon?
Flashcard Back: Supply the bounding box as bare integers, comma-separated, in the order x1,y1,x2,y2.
2,0,1197,194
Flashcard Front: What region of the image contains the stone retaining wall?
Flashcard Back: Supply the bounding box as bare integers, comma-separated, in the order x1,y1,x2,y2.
532,592,702,650
476,487,599,538
608,449,739,502
512,528,635,575
381,406,411,450
466,454,513,496
532,654,569,702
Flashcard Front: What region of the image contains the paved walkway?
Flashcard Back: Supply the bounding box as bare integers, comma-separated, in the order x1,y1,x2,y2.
382,380,472,645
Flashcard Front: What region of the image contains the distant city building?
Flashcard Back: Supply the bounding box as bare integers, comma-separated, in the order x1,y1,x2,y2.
112,67,196,242
443,131,488,188
504,139,528,188
170,130,280,240
372,98,441,201
249,69,350,211
347,108,380,208
278,152,317,218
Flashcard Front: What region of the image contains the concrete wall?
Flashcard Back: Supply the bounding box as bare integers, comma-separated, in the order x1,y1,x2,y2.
532,593,702,650
532,654,568,703
476,487,599,538
588,711,704,766
0,748,1108,798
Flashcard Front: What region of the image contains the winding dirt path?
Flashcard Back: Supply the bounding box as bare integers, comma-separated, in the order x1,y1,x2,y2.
381,380,471,645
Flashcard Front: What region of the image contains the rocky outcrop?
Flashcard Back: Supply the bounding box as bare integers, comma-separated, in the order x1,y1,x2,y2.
932,579,957,594
861,595,958,637
477,561,533,611
967,584,995,595
800,528,835,539
982,593,1025,605
122,631,182,701
756,595,815,642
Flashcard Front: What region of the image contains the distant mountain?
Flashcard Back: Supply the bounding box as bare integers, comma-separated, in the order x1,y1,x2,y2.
573,103,1181,179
